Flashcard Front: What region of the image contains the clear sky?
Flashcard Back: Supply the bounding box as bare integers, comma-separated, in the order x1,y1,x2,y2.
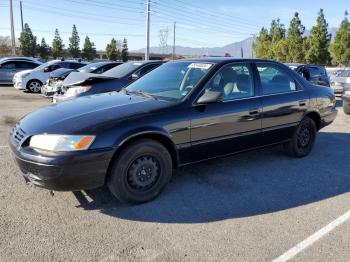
0,0,349,51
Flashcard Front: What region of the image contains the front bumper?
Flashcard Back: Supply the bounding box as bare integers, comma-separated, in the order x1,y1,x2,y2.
9,138,115,191
13,78,26,90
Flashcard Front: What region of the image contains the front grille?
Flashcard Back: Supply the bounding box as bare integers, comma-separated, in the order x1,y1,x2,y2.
11,125,26,147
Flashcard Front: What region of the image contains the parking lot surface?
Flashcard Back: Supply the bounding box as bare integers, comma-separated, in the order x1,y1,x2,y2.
0,86,350,262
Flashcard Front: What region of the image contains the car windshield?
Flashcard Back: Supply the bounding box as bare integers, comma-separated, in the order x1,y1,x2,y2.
337,70,350,77
102,61,142,78
126,61,213,101
34,61,56,71
78,63,105,73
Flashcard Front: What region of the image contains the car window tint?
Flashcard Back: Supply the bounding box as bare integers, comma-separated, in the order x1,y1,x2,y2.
257,64,297,95
69,62,84,69
20,61,39,69
2,62,17,69
204,64,254,100
138,64,160,76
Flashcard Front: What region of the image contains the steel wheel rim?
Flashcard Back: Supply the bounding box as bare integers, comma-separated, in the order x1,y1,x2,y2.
126,155,161,192
297,126,311,148
29,82,41,92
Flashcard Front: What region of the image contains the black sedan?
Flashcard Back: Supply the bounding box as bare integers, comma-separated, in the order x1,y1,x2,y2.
9,58,337,203
53,60,165,103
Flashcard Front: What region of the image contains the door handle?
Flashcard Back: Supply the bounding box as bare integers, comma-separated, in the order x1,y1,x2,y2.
299,100,306,107
249,108,260,116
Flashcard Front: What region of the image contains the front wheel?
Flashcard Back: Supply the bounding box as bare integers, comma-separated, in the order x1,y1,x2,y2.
107,139,173,204
343,102,350,115
284,117,317,158
27,80,42,93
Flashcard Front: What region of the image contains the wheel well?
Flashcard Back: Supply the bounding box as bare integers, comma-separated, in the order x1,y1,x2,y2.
105,133,179,183
305,112,321,130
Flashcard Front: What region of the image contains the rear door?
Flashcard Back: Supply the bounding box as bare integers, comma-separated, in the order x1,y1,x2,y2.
256,62,309,145
190,62,262,161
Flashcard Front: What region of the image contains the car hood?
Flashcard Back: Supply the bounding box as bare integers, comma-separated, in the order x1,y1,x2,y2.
15,69,32,77
18,91,171,135
62,72,116,87
332,77,350,84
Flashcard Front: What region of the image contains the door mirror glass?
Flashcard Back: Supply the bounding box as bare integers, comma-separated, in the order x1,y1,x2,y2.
44,66,50,72
197,90,223,104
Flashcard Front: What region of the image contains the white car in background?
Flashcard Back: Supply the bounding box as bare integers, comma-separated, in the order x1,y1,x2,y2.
13,59,87,93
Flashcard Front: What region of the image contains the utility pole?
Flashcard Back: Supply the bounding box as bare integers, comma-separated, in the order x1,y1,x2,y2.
172,22,176,60
20,1,24,31
145,0,150,60
9,0,16,55
251,34,256,58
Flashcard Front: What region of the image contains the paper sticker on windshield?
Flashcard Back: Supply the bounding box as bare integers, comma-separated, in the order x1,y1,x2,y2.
188,63,212,70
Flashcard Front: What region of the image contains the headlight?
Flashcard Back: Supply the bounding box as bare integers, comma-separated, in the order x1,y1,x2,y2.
29,134,95,151
65,86,91,97
21,72,30,78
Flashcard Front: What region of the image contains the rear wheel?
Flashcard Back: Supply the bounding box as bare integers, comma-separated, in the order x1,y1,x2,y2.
27,80,42,93
284,117,317,158
343,102,350,115
107,139,173,204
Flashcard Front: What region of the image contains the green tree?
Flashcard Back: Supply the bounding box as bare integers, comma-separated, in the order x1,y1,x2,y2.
269,18,286,61
106,38,118,60
329,11,350,66
121,38,129,62
253,27,272,59
52,29,64,58
18,23,37,56
37,38,51,60
82,36,96,61
286,12,306,63
68,24,80,58
305,9,331,65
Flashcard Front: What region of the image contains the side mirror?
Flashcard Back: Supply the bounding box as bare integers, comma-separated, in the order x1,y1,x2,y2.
44,66,50,72
197,90,223,104
131,73,139,80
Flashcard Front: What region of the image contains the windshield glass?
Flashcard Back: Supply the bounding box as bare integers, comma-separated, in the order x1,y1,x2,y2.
34,60,56,71
102,61,142,78
126,61,213,101
79,63,104,73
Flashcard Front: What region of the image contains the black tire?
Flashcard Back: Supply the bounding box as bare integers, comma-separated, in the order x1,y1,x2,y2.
26,80,42,93
343,102,350,115
107,139,173,204
284,117,317,158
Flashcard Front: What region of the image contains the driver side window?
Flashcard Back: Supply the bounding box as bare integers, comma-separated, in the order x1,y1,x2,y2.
204,63,254,101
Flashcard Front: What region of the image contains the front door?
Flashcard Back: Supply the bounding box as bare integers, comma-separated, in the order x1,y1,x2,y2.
190,62,262,162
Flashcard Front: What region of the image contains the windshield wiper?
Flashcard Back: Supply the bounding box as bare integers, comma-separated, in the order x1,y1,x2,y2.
127,90,157,100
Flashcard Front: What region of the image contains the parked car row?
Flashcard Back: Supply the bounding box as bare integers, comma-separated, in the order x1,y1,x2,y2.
9,58,338,203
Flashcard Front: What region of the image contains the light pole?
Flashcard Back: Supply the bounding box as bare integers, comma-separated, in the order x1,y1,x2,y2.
145,0,150,60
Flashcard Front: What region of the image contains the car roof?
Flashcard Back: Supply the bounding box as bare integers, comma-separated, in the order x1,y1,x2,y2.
0,56,42,63
172,57,280,64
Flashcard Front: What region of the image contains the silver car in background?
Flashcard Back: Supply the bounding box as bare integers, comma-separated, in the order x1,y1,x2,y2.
330,69,350,96
0,57,42,84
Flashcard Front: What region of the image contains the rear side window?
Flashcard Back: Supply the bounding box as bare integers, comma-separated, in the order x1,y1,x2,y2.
257,64,297,95
1,61,17,69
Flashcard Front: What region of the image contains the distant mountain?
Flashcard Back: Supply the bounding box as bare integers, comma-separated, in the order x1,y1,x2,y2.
133,27,338,57
134,37,255,58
